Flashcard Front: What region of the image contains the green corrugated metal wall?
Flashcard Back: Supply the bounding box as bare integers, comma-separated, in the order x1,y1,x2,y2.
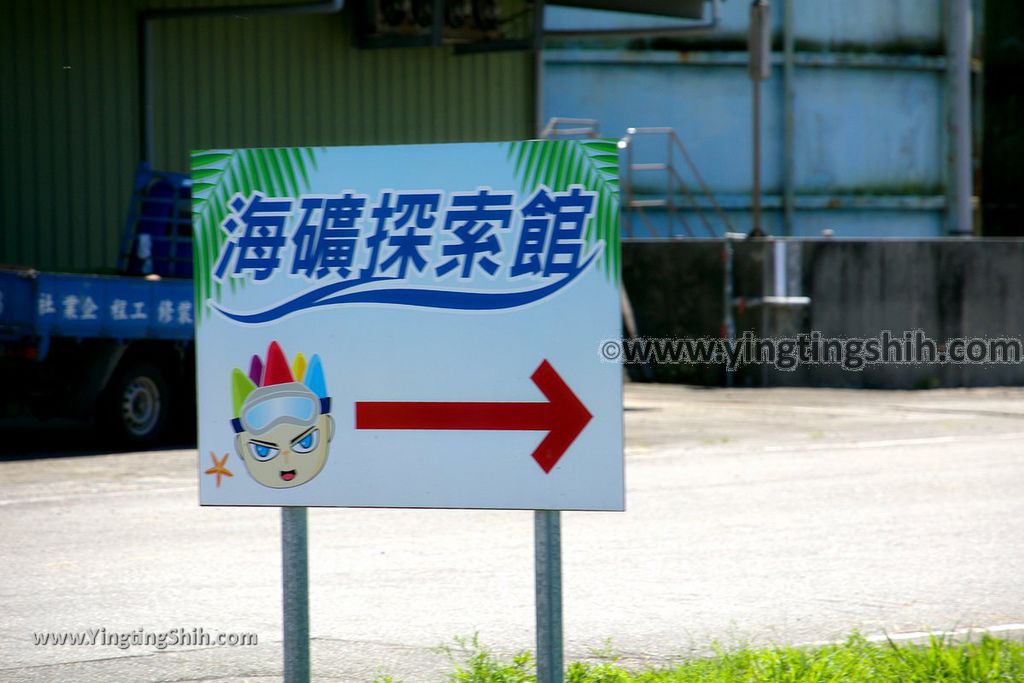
0,0,536,273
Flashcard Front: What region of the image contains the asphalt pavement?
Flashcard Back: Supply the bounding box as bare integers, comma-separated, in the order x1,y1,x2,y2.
1,384,1023,682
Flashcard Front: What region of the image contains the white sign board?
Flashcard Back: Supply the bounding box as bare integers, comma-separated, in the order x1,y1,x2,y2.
193,141,623,510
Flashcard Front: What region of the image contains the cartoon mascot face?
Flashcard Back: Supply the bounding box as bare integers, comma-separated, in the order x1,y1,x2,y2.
231,341,335,488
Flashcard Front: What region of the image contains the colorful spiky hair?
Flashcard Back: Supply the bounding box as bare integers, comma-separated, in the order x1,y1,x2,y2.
231,341,329,416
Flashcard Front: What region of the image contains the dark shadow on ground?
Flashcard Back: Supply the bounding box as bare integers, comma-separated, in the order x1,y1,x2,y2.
0,417,196,460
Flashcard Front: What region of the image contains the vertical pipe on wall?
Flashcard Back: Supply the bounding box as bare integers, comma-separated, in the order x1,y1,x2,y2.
748,0,770,235
751,81,762,233
947,0,973,234
971,0,984,234
722,237,735,388
782,0,795,236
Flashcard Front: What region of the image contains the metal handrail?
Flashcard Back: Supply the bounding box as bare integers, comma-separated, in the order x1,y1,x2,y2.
620,126,735,239
540,117,600,139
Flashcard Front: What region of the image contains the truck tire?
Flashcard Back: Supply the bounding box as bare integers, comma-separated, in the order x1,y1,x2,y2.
101,361,169,446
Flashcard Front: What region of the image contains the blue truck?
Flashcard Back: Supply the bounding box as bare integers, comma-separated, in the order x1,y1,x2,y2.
0,166,196,445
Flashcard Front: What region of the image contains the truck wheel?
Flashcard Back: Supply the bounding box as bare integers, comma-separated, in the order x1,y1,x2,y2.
102,361,169,446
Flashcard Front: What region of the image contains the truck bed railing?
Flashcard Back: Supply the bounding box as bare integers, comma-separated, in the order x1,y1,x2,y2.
119,164,193,279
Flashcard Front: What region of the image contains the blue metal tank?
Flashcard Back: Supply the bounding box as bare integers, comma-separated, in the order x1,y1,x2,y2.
542,1,980,238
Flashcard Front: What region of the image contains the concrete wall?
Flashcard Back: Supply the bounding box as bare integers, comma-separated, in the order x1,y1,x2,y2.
622,238,1024,388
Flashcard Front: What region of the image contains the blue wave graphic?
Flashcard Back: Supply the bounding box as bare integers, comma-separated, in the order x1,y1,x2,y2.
213,252,597,323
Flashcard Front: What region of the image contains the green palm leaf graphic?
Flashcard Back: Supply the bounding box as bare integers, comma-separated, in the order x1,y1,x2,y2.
505,139,621,282
190,147,319,325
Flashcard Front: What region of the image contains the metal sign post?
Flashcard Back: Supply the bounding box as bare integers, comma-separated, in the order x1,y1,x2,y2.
281,506,311,683
535,509,564,683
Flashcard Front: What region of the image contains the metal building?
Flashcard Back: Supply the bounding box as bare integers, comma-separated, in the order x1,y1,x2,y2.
0,0,537,272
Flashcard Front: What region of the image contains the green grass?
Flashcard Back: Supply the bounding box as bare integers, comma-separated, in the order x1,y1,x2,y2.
379,633,1024,683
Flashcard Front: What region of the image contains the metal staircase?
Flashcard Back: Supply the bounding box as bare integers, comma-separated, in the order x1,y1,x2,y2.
620,126,734,239
538,119,734,239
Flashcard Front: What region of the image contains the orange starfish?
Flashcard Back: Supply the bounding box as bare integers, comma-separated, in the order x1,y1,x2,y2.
205,452,233,487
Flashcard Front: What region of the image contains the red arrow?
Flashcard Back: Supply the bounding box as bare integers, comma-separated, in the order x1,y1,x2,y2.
355,359,592,473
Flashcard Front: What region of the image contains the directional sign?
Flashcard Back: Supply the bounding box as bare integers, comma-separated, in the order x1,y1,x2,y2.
193,141,624,510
